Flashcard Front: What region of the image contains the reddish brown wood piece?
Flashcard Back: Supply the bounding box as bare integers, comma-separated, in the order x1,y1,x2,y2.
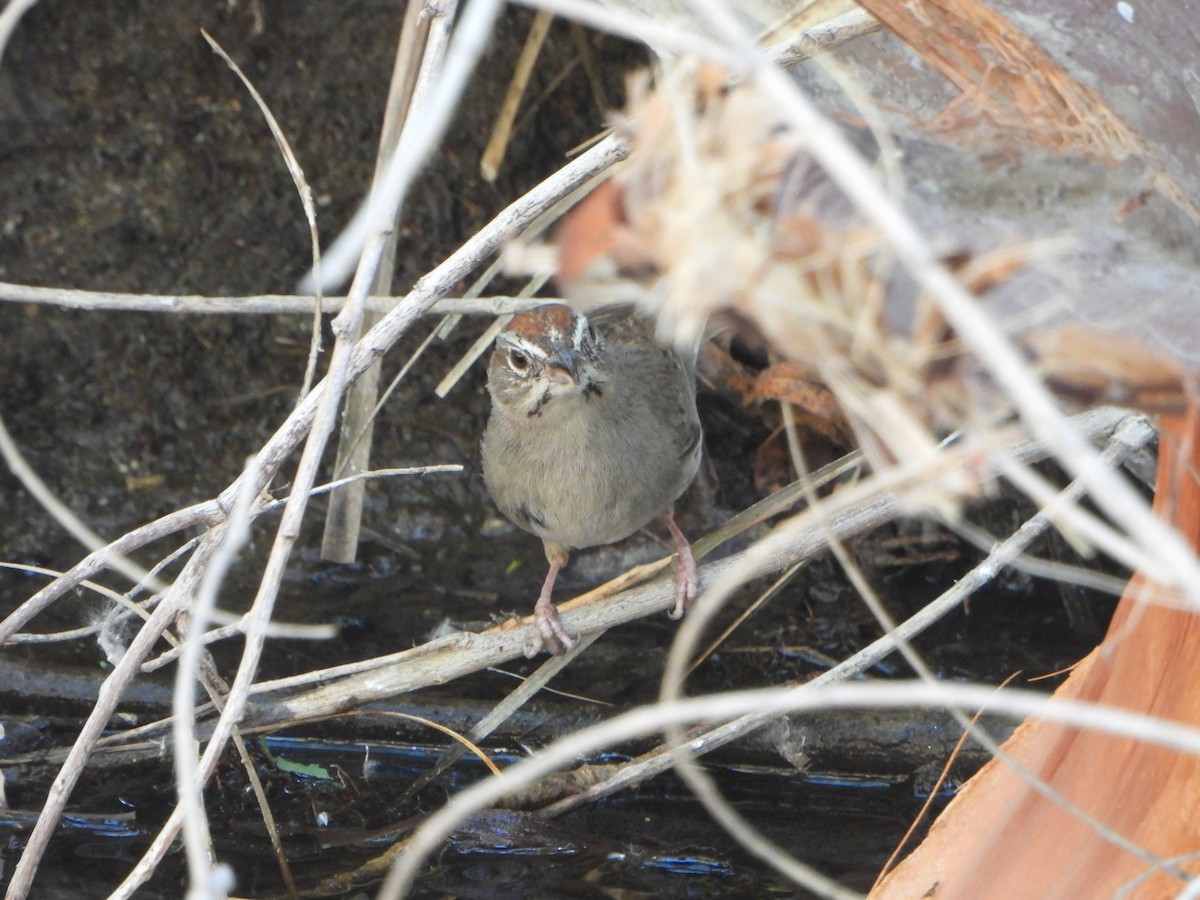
874,412,1200,898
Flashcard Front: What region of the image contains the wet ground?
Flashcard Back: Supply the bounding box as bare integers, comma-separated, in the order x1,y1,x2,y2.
0,3,1127,897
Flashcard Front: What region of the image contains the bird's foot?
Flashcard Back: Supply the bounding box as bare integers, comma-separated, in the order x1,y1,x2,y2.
667,543,699,619
526,600,577,657
661,511,699,620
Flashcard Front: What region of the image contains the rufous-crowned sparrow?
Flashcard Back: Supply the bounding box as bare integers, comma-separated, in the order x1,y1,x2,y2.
482,303,702,655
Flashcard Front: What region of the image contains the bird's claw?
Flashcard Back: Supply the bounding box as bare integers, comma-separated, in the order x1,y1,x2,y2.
667,550,700,620
526,602,577,657
660,509,699,620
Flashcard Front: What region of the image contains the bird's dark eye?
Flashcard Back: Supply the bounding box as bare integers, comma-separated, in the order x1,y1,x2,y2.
508,349,530,373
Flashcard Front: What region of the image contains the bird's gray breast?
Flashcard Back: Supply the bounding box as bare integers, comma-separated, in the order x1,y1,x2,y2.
482,343,700,550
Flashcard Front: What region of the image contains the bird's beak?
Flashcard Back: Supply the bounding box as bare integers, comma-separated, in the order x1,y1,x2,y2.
545,348,580,384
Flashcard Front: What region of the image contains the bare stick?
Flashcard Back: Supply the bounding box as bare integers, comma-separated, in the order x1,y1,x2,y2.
173,458,259,895
3,529,224,900
201,28,325,399
481,11,554,181
400,632,603,801
0,563,157,644
762,8,880,67
0,0,38,67
305,0,507,292
244,409,1129,722
0,283,554,315
1,561,337,648
322,0,457,564
0,499,221,645
0,413,167,594
379,681,1200,898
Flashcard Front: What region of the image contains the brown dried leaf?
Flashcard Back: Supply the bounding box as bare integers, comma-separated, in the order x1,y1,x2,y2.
1025,323,1191,414
753,430,795,497
753,362,853,445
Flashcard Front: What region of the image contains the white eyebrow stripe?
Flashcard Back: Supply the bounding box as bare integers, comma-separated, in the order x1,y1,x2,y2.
571,312,589,349
505,335,550,361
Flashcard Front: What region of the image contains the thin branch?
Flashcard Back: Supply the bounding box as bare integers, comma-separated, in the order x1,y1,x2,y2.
542,411,1147,816
0,499,222,645
241,409,1129,723
321,0,460,564
762,8,880,67
201,28,325,399
481,11,554,181
2,530,224,900
304,0,507,291
378,681,1200,898
399,633,604,802
0,282,552,315
0,0,38,68
0,467,450,649
173,458,259,895
0,413,166,594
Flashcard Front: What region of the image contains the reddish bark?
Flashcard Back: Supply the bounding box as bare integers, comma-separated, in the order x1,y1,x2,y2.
874,412,1200,899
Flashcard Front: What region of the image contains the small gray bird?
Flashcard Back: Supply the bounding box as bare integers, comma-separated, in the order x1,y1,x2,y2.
482,303,702,655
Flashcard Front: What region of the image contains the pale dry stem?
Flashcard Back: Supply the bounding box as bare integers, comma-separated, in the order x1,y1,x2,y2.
0,282,555,315
381,680,1200,898
321,0,460,564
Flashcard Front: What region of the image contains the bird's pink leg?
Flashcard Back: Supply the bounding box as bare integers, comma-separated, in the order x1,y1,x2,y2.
528,543,577,656
660,509,699,619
